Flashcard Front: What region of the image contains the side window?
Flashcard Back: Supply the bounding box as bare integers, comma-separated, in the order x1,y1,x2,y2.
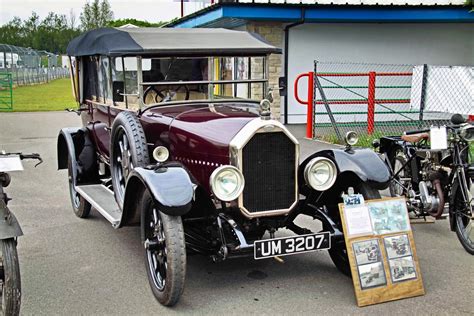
113,57,139,108
100,56,112,104
83,56,99,101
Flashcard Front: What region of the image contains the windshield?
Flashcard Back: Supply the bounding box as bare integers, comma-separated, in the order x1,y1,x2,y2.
141,56,267,105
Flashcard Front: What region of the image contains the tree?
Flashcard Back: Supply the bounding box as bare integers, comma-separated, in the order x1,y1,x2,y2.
80,0,114,31
108,18,167,28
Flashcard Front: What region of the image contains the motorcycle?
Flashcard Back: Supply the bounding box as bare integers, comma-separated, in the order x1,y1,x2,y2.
375,114,474,254
0,151,42,315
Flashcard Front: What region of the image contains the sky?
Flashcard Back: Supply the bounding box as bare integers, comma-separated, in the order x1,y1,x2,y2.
0,0,210,26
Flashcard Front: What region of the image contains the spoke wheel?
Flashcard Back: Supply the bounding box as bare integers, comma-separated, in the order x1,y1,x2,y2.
453,178,474,254
389,153,410,197
142,191,186,306
0,239,21,316
110,111,149,208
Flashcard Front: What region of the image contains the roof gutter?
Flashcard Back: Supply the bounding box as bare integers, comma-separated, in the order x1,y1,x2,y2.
283,8,305,125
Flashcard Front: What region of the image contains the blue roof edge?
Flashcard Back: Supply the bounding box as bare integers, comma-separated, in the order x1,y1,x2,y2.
170,4,474,28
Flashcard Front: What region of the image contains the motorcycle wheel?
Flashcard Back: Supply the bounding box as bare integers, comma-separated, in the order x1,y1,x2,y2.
389,154,409,197
327,182,381,277
453,178,474,255
141,190,186,306
0,238,21,315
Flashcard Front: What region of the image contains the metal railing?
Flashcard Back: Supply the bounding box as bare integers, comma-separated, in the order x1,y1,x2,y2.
295,61,473,140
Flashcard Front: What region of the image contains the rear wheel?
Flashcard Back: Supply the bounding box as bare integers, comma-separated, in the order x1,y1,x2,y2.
67,157,91,218
389,154,409,197
327,183,381,276
142,191,186,306
453,178,474,255
0,238,21,316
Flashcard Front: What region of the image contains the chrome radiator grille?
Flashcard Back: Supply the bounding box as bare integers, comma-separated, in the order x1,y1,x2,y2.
241,132,296,215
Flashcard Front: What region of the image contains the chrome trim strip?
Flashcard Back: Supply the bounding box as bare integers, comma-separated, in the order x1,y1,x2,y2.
229,118,300,219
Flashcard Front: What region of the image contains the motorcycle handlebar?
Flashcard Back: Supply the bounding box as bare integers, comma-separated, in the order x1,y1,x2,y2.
0,152,43,167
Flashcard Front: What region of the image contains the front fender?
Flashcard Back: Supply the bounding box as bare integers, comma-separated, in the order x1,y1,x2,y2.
0,201,23,239
121,166,194,228
301,148,391,190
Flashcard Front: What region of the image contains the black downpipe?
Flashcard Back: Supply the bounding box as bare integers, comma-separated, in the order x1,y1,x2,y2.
283,8,305,125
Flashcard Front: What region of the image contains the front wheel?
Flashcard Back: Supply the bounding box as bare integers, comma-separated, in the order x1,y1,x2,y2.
0,238,21,315
453,178,474,255
327,183,381,276
141,191,186,306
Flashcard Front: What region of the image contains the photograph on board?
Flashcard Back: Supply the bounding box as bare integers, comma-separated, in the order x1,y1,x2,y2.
389,256,417,283
353,239,382,265
368,199,410,235
358,261,387,289
384,234,412,259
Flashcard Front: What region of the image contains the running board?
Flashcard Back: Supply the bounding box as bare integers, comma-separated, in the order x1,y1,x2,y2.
75,184,121,228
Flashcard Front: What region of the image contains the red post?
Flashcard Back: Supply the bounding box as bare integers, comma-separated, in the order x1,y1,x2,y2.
294,72,314,138
367,72,376,135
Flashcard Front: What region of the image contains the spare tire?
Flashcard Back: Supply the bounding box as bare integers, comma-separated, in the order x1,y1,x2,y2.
110,111,150,208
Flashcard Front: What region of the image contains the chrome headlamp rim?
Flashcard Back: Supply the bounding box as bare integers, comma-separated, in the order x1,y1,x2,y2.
460,124,474,142
345,131,359,146
304,157,337,191
210,165,245,202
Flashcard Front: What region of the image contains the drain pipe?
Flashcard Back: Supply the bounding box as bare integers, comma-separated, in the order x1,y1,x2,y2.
283,8,305,125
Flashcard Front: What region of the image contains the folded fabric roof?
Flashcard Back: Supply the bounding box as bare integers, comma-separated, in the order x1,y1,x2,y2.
67,27,281,57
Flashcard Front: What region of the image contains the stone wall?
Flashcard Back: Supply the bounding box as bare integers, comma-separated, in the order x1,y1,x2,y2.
244,22,284,119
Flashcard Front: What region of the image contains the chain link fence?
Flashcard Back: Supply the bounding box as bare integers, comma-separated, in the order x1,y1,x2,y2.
0,44,69,87
312,61,473,141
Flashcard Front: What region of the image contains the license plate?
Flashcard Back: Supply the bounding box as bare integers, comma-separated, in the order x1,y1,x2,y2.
254,232,331,260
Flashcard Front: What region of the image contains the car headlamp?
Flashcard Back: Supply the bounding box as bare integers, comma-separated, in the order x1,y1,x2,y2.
210,165,245,201
460,124,474,142
345,131,359,146
304,157,337,191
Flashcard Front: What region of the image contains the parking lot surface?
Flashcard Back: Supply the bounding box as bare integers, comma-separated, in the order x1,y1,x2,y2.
0,112,472,315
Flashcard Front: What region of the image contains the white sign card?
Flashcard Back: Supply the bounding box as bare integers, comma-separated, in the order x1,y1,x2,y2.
0,156,24,172
344,205,374,236
430,126,448,150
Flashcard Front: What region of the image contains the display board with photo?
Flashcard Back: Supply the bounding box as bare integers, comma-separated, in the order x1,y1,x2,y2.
338,196,425,307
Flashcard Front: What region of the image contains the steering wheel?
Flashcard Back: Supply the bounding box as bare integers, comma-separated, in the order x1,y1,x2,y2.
144,85,190,104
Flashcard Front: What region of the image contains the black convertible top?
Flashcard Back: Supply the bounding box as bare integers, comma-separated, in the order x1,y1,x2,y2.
67,27,281,57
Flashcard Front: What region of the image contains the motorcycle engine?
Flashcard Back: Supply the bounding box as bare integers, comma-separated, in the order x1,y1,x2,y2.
418,152,449,213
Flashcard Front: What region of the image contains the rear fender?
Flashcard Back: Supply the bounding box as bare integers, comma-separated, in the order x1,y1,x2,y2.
300,148,391,192
121,165,194,234
57,127,98,184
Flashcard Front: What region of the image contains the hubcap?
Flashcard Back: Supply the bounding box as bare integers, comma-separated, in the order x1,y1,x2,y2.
146,208,167,291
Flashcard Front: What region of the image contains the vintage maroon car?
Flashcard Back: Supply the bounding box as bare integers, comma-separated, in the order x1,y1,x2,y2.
57,28,390,306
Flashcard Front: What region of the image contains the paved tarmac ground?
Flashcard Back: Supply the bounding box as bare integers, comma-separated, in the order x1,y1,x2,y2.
0,112,472,315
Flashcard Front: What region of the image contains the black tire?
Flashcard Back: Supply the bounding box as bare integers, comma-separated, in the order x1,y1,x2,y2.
110,112,150,208
0,239,21,315
67,157,91,218
141,191,186,306
453,178,474,255
327,183,381,276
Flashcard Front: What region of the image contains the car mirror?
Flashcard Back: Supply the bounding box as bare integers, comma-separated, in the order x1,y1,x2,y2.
113,81,124,102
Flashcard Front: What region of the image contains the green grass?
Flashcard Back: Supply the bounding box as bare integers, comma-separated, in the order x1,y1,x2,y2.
322,132,385,148
6,78,77,112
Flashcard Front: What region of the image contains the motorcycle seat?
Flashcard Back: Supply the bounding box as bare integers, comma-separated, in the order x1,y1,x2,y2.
401,133,429,143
